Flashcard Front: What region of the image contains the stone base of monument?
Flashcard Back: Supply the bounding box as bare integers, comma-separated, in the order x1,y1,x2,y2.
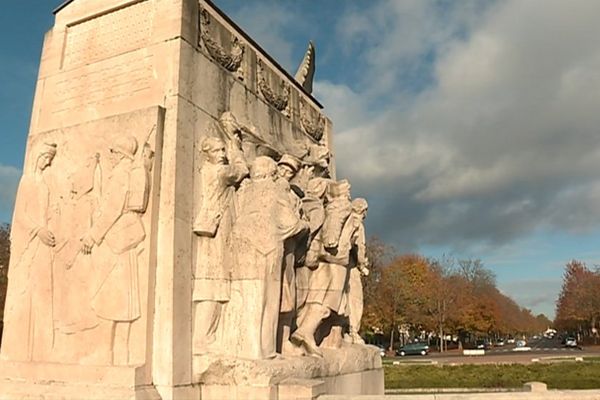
0,344,382,400
0,361,164,400
194,343,384,400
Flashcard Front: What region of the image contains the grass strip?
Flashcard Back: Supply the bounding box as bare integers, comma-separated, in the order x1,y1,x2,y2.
385,362,600,390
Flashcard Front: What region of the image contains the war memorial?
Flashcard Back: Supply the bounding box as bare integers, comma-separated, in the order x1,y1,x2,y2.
0,0,383,398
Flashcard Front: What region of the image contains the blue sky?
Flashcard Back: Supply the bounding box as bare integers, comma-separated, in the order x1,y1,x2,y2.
4,0,600,320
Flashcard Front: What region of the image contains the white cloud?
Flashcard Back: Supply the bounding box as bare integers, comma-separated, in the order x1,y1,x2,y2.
320,0,600,250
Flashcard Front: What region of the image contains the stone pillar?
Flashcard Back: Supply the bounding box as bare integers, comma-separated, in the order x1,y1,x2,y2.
0,0,201,398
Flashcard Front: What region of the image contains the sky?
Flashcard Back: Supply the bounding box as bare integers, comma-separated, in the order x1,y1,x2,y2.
3,0,600,320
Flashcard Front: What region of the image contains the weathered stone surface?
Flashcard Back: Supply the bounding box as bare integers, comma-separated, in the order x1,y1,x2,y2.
0,1,377,399
195,344,381,386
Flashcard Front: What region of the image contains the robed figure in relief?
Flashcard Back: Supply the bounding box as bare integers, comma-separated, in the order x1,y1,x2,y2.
1,143,58,362
225,157,308,359
192,135,248,355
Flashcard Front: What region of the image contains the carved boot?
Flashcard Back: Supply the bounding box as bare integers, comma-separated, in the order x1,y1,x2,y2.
291,328,322,358
350,331,365,344
290,304,329,358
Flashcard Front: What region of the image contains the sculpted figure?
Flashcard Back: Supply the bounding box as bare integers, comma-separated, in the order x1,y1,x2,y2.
321,179,352,249
296,178,329,326
291,180,361,357
50,153,102,362
302,143,331,178
228,157,308,359
192,135,248,355
1,143,57,361
345,198,369,344
275,154,308,355
79,135,153,365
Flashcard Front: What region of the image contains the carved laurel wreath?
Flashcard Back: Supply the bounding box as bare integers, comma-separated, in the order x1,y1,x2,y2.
199,9,245,76
257,59,290,114
300,100,325,141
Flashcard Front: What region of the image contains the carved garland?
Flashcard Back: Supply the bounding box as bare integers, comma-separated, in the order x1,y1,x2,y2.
257,59,290,117
199,9,245,80
300,100,326,141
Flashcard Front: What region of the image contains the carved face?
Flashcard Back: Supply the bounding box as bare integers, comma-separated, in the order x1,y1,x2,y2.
109,149,125,167
277,164,295,181
359,209,367,220
37,152,55,171
206,142,227,165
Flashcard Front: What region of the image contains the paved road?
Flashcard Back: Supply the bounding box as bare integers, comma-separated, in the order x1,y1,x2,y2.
386,338,600,365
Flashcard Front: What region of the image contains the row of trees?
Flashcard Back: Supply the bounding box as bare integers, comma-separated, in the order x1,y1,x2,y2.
362,238,551,351
555,260,600,341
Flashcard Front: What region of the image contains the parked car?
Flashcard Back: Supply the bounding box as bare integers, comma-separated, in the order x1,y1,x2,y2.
397,342,429,356
516,340,527,348
564,337,577,348
507,338,515,344
368,344,386,357
475,339,491,349
496,338,505,346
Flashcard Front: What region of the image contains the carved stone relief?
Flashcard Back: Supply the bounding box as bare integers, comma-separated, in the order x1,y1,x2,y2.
257,59,291,117
1,109,162,368
1,143,58,362
78,134,154,366
199,8,245,80
192,127,249,356
300,99,326,142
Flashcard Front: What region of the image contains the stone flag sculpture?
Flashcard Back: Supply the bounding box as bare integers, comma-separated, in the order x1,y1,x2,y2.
0,1,383,399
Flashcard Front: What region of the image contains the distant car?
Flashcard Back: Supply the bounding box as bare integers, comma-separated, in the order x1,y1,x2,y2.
475,339,491,349
397,342,429,356
516,340,527,348
496,338,505,346
507,338,515,344
532,335,540,340
564,337,578,348
371,344,386,357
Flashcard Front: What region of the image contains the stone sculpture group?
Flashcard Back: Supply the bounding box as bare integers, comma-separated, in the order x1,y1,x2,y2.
2,134,155,365
0,2,382,397
189,113,370,363
0,111,369,367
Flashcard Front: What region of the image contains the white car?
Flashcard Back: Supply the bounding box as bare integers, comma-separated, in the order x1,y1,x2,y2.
564,337,578,348
513,340,531,352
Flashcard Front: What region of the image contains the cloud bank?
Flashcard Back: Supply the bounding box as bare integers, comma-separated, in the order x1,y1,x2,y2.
313,0,600,252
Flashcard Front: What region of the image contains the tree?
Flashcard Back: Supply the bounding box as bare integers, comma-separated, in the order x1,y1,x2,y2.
0,223,10,323
376,254,433,350
361,236,396,341
555,260,600,340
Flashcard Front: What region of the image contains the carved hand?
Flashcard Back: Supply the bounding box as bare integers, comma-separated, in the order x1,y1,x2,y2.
80,234,95,255
359,265,370,277
295,166,314,191
38,228,56,247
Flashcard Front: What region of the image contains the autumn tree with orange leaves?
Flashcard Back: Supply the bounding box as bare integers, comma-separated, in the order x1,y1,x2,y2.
555,260,600,341
362,240,552,349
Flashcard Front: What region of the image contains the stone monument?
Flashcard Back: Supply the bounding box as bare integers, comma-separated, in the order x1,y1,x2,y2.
0,1,383,399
